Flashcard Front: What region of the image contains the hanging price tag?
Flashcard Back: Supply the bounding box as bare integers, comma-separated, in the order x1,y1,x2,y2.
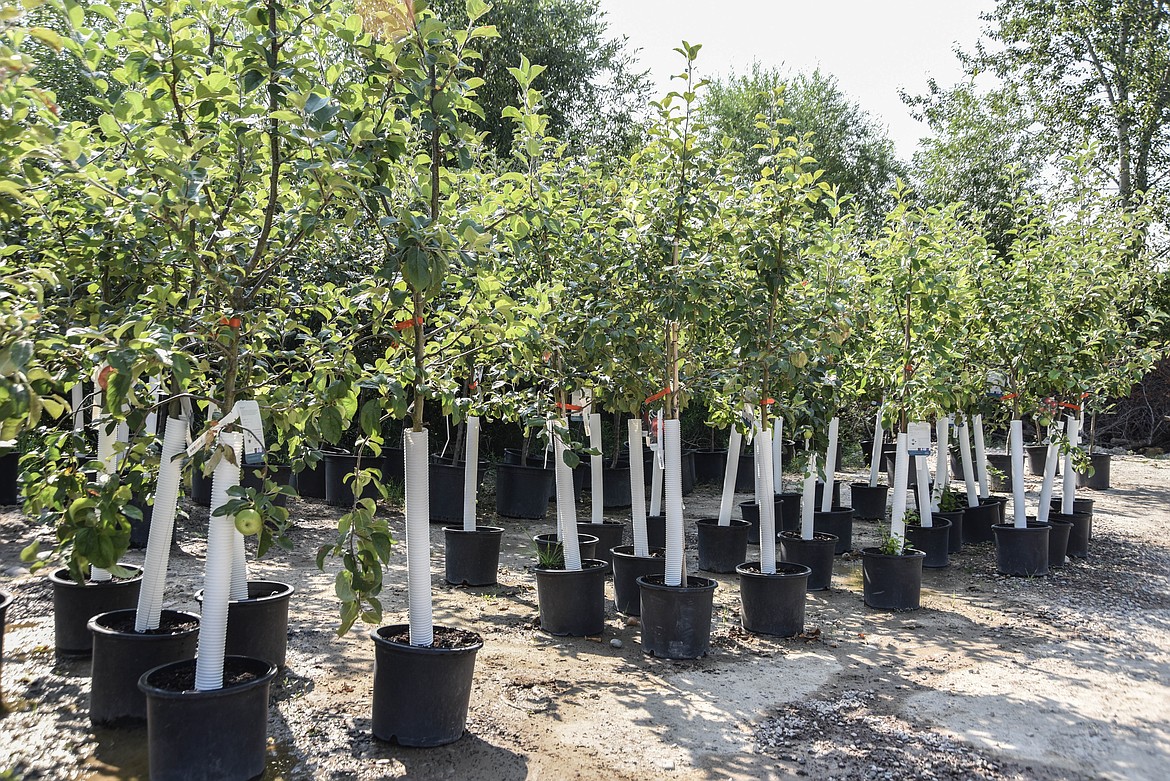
907,421,932,456
236,400,266,465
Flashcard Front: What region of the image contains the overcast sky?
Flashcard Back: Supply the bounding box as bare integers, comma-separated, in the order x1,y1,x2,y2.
595,0,997,162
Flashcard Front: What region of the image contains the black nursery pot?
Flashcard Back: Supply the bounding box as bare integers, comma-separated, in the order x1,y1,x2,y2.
428,460,489,524
444,526,503,586
936,509,965,554
598,466,633,509
88,608,200,727
576,520,625,566
128,499,153,549
495,462,554,520
1026,444,1059,477
1052,510,1092,558
383,447,406,488
611,545,666,616
191,465,212,507
736,562,811,637
638,575,717,660
241,462,294,508
645,514,667,550
138,655,278,781
0,450,18,505
962,499,1002,544
534,560,610,636
533,532,598,565
813,481,841,510
735,453,756,492
1047,516,1073,568
778,532,837,591
50,566,143,656
692,449,728,485
1076,453,1111,490
1050,496,1094,517
849,483,889,521
993,521,1050,577
196,580,294,668
695,518,750,574
905,518,952,568
324,452,380,508
987,454,1013,492
739,494,799,544
291,452,327,500
814,507,854,555
370,624,482,747
862,547,926,611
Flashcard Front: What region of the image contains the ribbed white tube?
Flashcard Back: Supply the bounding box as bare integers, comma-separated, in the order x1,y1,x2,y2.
758,423,777,575
135,416,187,632
973,413,990,500
772,417,783,492
1010,420,1027,527
889,433,909,553
1037,421,1063,524
716,427,742,526
628,419,649,557
553,424,582,571
195,430,242,691
225,432,248,602
72,383,84,432
663,419,684,587
97,410,116,475
589,413,603,524
1062,416,1078,514
90,566,112,581
957,416,979,508
405,429,434,646
820,417,839,513
463,417,480,532
868,409,883,488
800,453,817,540
935,417,951,498
915,456,933,527
648,449,663,517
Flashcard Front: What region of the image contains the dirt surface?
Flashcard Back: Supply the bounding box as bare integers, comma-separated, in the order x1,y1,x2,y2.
1,455,1169,780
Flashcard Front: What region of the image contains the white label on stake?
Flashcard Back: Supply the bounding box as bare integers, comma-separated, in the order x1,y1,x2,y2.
236,400,266,465
907,421,932,456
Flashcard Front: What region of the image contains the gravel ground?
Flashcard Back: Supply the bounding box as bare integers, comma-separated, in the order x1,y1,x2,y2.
1,454,1168,780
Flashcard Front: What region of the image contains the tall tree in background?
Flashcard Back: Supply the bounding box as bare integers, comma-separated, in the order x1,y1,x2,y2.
702,63,906,234
432,0,649,160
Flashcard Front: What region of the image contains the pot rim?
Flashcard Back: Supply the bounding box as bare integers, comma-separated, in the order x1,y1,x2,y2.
861,546,926,559
138,655,277,699
850,482,889,490
369,622,484,655
992,521,1051,532
695,517,750,528
443,525,504,536
576,519,626,527
636,574,718,592
88,607,201,639
496,461,554,474
778,530,838,543
49,565,143,588
196,579,294,605
814,507,853,517
735,561,812,579
906,518,953,531
610,544,666,560
533,532,600,545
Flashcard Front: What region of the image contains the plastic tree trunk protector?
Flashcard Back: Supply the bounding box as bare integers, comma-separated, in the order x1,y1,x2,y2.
134,416,188,632
772,417,784,491
462,417,480,532
757,422,777,575
820,417,839,513
716,426,743,526
663,419,684,587
71,383,84,432
628,419,649,557
915,455,933,527
589,413,603,525
1037,421,1064,523
1062,416,1079,514
553,423,582,571
973,413,990,500
957,416,979,508
933,417,951,503
91,380,115,583
649,450,663,518
800,453,817,540
889,433,910,552
1010,420,1027,527
405,429,434,646
196,430,242,691
868,409,883,488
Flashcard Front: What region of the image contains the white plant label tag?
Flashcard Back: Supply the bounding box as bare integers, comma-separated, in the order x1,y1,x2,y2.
236,400,266,465
907,421,932,456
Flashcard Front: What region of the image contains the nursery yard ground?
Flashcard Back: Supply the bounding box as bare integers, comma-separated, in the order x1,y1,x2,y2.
2,457,1169,781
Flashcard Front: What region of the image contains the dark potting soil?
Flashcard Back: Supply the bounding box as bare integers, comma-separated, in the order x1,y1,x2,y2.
384,626,483,650
537,559,610,572
99,612,198,635
737,562,806,576
150,658,262,692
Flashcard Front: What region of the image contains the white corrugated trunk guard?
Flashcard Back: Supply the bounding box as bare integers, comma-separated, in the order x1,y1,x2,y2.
756,421,777,574
957,415,979,508
628,418,649,557
553,423,582,571
405,429,434,646
134,416,188,632
663,419,684,587
889,433,910,553
589,412,603,525
462,416,480,532
195,430,242,690
800,452,817,540
1037,421,1064,524
819,417,839,513
1010,420,1027,527
716,426,742,526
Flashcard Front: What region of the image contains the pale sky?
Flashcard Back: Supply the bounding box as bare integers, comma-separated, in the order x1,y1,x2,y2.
596,0,997,162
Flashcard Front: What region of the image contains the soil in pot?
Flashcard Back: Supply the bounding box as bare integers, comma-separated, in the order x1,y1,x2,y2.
1052,510,1093,558
638,575,717,660
428,460,489,524
88,608,199,727
138,655,278,781
196,580,294,669
1076,453,1111,490
862,547,926,611
495,462,554,520
905,517,952,568
533,533,599,566
50,566,144,657
576,521,625,566
778,532,838,591
993,521,1050,577
736,562,810,637
1047,516,1073,568
695,518,750,574
813,507,854,554
444,526,504,586
611,545,666,616
849,483,889,521
534,560,610,636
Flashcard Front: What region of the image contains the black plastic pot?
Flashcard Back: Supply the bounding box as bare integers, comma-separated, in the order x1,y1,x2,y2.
191,465,212,507
849,483,888,520
576,521,625,566
0,450,17,505
50,566,143,656
962,500,1002,544
681,450,697,496
638,575,717,659
444,526,503,586
862,547,926,610
739,493,800,544
495,462,554,520
601,466,632,509
735,453,755,492
905,518,952,568
324,452,380,508
692,449,727,485
291,452,327,500
814,507,854,554
885,454,926,488
993,521,1050,577
128,499,153,549
1050,496,1094,517
428,460,489,524
370,624,482,746
778,532,837,591
983,495,1008,523
695,518,750,573
383,447,406,488
88,608,200,726
987,453,1013,492
1047,516,1073,568
1026,444,1059,477
1052,510,1092,558
1076,453,1111,489
611,545,665,615
0,590,12,699
534,560,610,636
936,509,965,554
138,655,278,781
240,462,294,509
736,562,810,637
196,580,294,669
813,481,842,510
949,452,965,481
533,532,598,566
645,514,667,550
